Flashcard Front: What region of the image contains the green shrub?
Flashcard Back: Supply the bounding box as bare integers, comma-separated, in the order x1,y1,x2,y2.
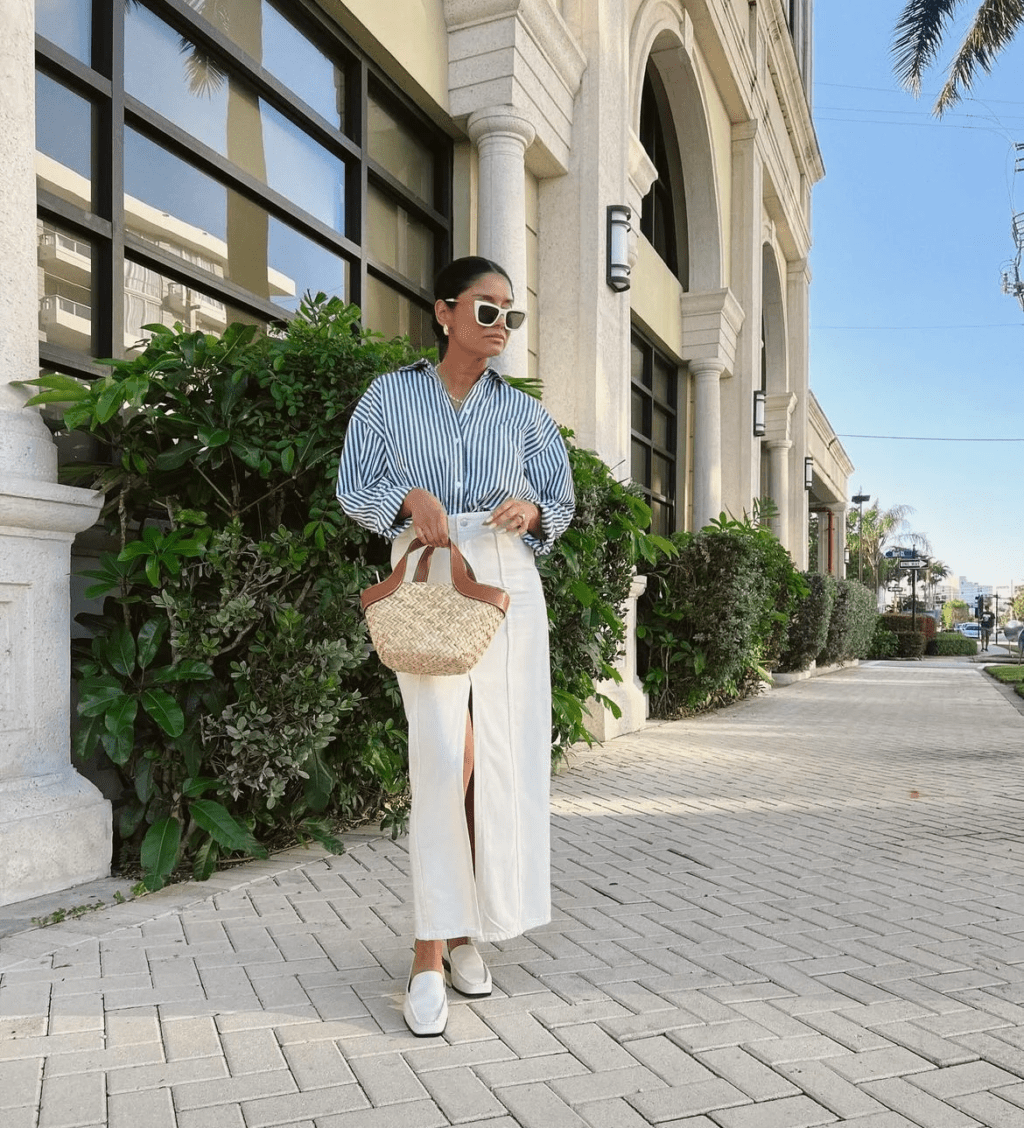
927,631,978,656
817,579,878,666
637,513,806,716
880,612,937,639
777,572,836,672
894,631,926,658
867,624,898,658
24,297,664,888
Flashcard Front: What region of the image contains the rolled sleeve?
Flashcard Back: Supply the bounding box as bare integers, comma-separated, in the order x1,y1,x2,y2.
336,397,410,540
522,417,575,555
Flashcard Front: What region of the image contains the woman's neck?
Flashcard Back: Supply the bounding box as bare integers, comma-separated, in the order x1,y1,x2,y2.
436,352,488,395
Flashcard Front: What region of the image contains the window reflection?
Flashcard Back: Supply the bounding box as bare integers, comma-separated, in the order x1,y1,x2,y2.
124,260,260,354
36,0,91,64
368,96,434,205
124,4,346,233
35,73,92,209
38,219,94,354
363,276,434,350
124,128,348,311
367,184,433,290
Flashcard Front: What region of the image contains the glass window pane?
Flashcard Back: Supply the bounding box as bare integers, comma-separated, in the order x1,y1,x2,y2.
363,276,435,350
38,219,94,354
653,354,675,404
368,96,434,205
124,128,348,311
652,453,672,499
261,2,346,130
124,5,346,233
630,338,646,386
35,73,92,209
36,0,91,63
631,388,646,434
652,405,672,451
187,0,348,131
652,500,672,537
367,184,434,290
124,260,261,355
631,439,649,487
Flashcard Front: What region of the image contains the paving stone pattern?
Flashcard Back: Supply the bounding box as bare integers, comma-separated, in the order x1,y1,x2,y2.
3,661,1024,1127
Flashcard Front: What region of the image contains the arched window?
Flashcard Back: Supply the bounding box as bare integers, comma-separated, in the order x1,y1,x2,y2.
639,66,688,288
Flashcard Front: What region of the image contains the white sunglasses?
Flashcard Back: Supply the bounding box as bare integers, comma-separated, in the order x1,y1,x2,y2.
444,298,527,331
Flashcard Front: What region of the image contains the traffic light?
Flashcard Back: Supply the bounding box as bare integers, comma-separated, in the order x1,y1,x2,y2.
975,594,984,617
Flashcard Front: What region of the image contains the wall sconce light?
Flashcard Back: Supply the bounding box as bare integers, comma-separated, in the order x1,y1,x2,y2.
753,389,766,436
606,205,632,292
804,456,814,491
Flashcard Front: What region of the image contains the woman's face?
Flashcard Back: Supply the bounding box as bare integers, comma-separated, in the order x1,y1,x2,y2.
436,272,515,361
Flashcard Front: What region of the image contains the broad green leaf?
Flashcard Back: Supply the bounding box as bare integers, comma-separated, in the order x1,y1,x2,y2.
100,724,134,766
118,798,147,840
95,381,124,424
149,659,214,683
136,617,167,670
140,688,185,737
145,555,161,587
153,440,205,471
182,777,220,798
189,800,266,856
103,622,136,677
103,692,138,736
198,427,230,447
303,750,335,813
280,445,295,472
300,818,346,855
78,675,128,717
140,818,181,887
192,836,220,881
569,580,596,607
135,755,155,803
71,714,105,762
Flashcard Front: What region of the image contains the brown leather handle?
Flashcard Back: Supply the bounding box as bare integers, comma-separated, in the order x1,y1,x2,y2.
361,538,510,615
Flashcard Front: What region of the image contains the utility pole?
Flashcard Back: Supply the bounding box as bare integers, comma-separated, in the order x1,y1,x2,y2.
852,491,870,584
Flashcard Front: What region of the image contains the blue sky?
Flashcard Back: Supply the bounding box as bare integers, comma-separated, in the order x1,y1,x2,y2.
810,2,1024,598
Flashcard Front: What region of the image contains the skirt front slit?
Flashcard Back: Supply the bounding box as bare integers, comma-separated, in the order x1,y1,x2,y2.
393,512,551,942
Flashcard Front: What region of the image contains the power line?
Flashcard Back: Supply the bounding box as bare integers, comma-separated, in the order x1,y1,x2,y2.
838,434,1024,442
817,322,1023,329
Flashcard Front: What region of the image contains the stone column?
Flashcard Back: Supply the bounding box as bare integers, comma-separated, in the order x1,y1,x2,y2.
0,0,109,906
829,502,847,577
691,358,726,529
786,259,811,568
467,109,535,379
766,439,792,543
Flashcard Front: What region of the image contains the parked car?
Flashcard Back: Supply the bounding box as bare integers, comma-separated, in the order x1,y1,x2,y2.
958,622,981,639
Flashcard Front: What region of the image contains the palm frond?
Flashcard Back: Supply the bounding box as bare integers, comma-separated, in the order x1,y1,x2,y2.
936,0,1024,111
892,0,966,96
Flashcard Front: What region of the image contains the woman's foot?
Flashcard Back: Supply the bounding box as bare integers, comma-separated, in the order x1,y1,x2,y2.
403,968,447,1036
443,938,492,997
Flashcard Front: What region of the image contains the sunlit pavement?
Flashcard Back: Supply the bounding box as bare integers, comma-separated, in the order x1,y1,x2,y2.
3,660,1024,1127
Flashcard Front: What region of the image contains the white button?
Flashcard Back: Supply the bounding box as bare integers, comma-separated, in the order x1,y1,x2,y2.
459,518,468,527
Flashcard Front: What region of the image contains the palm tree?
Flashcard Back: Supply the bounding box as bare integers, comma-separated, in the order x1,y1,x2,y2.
927,559,951,605
845,501,931,598
892,0,1024,114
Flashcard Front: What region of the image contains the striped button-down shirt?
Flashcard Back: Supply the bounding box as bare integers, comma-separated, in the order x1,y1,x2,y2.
336,361,575,554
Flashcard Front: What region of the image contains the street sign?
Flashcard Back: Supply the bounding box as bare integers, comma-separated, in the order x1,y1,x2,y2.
899,559,926,569
884,547,921,560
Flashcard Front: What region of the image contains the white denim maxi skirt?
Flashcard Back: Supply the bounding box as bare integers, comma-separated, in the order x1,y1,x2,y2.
391,512,551,942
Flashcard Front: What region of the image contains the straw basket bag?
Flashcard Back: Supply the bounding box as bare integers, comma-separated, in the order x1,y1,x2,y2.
360,538,510,676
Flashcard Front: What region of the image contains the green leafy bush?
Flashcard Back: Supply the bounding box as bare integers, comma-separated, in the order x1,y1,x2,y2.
637,513,806,716
23,297,664,887
880,612,937,639
777,572,837,672
817,579,878,666
867,623,898,659
894,631,926,658
927,631,978,656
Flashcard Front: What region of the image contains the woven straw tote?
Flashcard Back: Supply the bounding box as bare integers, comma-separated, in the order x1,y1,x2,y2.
361,538,510,676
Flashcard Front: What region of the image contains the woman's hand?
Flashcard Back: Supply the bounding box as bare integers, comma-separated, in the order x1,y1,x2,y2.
488,498,540,537
402,489,450,546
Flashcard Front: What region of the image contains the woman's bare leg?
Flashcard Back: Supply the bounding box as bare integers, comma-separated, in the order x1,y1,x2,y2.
412,709,475,974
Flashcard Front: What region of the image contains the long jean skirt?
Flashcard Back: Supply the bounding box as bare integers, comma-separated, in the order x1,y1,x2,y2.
391,512,552,942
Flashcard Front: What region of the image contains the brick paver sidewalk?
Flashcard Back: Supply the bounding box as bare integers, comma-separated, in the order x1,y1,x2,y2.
3,660,1024,1127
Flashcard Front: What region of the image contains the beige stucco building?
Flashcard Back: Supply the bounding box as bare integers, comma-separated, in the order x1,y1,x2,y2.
1,0,852,904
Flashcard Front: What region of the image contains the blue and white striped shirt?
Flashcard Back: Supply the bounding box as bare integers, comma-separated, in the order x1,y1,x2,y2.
336,361,575,554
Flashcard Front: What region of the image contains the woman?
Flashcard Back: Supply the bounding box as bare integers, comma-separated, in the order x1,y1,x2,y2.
336,256,575,1036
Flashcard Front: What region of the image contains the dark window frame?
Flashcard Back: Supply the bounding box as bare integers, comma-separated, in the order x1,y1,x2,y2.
35,0,453,379
631,329,680,536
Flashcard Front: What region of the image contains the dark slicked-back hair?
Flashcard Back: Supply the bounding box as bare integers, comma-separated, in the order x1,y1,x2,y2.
432,256,514,359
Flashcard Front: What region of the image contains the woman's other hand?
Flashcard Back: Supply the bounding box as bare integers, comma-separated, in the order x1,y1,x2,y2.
488,499,540,537
403,489,450,546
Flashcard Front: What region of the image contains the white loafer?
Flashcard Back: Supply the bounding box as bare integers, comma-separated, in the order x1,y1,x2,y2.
403,970,447,1036
443,941,492,997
